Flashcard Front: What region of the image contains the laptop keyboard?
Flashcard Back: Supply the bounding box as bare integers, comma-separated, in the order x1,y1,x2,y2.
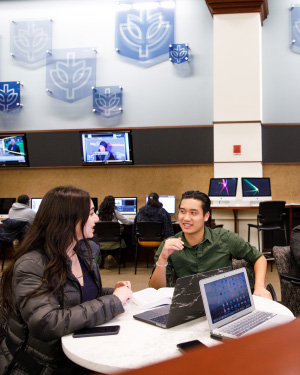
219,310,276,337
150,313,168,325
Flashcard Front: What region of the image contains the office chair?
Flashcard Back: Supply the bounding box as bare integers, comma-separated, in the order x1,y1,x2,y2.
0,219,30,271
93,222,124,274
232,258,277,300
273,246,300,317
248,201,287,271
206,216,224,230
135,221,164,275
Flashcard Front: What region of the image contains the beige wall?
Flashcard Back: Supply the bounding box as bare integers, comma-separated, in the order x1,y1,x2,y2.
0,165,213,220
1,164,300,221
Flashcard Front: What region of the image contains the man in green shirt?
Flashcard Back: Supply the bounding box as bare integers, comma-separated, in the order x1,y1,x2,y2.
149,190,272,300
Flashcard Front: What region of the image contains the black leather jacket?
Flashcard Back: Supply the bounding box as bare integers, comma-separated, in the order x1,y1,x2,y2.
0,240,124,375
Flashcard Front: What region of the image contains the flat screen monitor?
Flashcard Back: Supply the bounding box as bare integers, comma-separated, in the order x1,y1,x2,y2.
31,198,43,212
81,131,133,165
0,134,29,167
0,198,16,214
145,195,176,214
208,178,238,201
115,197,137,215
241,178,272,202
91,197,98,211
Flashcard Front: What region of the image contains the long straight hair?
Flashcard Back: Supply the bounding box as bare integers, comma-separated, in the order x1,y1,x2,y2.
1,185,91,312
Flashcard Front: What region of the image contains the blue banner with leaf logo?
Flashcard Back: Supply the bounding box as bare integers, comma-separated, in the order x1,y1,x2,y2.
46,48,96,103
0,81,21,112
115,1,175,67
10,19,52,65
169,44,189,64
291,5,300,53
93,86,123,117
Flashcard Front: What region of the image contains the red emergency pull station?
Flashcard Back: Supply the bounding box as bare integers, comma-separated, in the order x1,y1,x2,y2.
233,145,241,155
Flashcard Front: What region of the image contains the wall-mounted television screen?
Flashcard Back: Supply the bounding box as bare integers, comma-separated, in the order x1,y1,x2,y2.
81,131,133,165
0,134,29,167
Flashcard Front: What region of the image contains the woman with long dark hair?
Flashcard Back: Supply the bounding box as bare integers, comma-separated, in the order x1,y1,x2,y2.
98,195,133,225
0,185,132,375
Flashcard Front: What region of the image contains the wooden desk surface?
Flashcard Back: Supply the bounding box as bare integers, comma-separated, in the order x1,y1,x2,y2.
119,317,300,375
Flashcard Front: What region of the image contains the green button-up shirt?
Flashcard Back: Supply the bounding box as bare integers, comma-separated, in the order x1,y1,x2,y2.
153,226,262,283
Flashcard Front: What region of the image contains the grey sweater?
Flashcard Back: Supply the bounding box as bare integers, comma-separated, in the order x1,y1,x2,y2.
8,203,36,225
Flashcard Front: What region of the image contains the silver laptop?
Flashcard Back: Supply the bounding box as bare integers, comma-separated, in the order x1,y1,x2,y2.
200,268,295,339
133,266,232,329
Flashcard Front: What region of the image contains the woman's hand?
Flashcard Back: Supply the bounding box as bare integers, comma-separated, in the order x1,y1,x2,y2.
113,285,133,305
115,280,131,289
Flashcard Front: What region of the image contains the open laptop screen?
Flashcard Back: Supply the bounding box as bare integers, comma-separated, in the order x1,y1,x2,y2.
203,271,251,324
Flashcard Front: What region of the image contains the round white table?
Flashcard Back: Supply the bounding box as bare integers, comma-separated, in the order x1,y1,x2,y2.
62,293,294,374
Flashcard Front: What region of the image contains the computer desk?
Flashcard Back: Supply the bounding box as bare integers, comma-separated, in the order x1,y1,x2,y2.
61,292,293,374
210,204,300,238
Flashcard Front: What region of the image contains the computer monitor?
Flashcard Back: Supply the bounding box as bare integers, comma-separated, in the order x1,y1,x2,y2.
114,197,137,215
145,195,176,214
208,178,238,204
31,198,43,213
91,197,98,211
241,178,272,204
0,198,16,215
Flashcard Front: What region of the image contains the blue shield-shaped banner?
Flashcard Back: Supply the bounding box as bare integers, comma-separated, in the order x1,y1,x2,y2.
0,82,21,112
115,1,175,67
169,44,189,64
93,86,123,117
10,19,52,64
46,48,96,103
291,5,300,53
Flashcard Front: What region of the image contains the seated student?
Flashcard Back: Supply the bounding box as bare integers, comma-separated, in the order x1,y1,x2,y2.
0,186,132,375
98,195,133,226
133,192,174,243
8,194,36,225
290,225,300,278
97,196,133,264
149,190,272,300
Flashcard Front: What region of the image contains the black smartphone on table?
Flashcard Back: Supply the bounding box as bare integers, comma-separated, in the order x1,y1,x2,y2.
177,340,206,353
73,325,120,338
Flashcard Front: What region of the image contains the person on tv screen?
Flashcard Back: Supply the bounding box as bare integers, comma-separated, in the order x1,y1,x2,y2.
149,190,272,301
7,138,20,154
0,185,132,375
95,141,115,161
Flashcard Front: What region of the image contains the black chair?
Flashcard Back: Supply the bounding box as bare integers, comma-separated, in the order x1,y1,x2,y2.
232,258,277,300
248,201,287,271
206,216,224,230
273,246,300,316
135,221,164,275
93,222,124,274
0,219,30,271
